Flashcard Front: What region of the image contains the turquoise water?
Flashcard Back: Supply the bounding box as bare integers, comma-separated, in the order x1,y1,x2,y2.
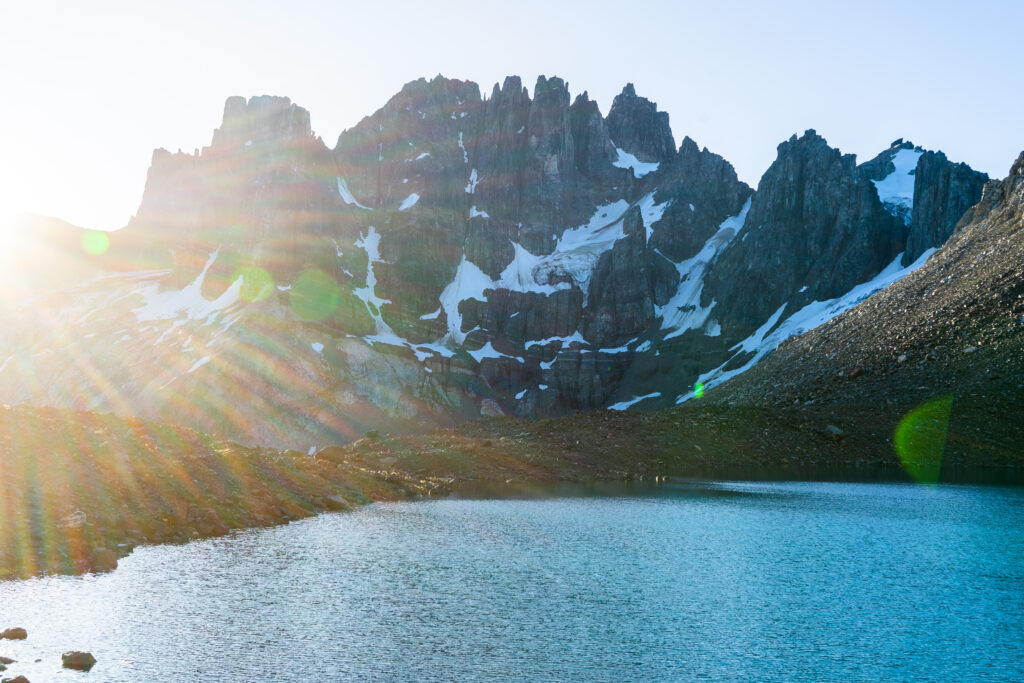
0,481,1021,681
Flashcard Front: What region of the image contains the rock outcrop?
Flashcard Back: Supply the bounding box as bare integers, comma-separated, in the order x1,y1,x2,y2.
905,150,988,263
703,130,902,334
605,83,676,163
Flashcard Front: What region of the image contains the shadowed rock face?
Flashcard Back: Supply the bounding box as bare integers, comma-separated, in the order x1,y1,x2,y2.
583,206,677,348
605,83,676,164
649,136,754,262
906,151,988,263
0,76,997,447
703,130,903,335
709,152,1024,465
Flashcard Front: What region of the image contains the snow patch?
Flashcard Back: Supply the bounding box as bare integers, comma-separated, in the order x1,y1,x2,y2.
187,356,211,374
311,342,324,353
613,147,660,178
469,205,489,219
676,247,937,403
608,392,661,411
434,195,668,341
133,249,244,324
465,168,479,194
398,193,420,211
872,148,923,225
517,193,668,302
515,389,527,400
657,197,752,339
352,225,400,351
337,177,371,209
525,331,586,350
467,341,524,364
439,256,494,344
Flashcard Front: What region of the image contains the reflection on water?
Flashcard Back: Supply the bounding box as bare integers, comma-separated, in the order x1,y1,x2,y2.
0,481,1021,681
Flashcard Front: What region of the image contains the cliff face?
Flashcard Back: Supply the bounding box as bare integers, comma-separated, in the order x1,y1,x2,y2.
709,154,1024,466
0,76,995,447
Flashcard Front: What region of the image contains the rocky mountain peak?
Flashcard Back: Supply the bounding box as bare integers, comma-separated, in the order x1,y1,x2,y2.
605,83,675,164
533,75,569,101
1010,149,1024,181
903,150,988,264
703,129,899,333
678,135,701,158
211,95,312,147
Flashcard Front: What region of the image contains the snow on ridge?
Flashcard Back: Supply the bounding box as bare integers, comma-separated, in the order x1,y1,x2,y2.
675,247,937,404
608,392,661,411
657,197,752,340
337,177,371,209
398,193,420,211
613,147,660,178
872,148,923,225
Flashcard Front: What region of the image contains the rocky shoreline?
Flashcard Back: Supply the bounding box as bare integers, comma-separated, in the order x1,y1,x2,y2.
3,393,1022,581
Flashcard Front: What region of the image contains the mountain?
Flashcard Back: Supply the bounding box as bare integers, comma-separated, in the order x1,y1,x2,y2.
0,75,990,448
343,153,1024,481
706,151,1024,467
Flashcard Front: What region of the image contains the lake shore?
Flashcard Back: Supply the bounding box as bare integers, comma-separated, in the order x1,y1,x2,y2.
2,400,1021,579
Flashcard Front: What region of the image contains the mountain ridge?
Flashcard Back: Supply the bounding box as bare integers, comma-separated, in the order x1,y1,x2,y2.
0,75,995,448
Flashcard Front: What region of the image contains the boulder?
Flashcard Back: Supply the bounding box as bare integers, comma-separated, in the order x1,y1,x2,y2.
61,651,97,671
0,629,25,641
2,675,31,683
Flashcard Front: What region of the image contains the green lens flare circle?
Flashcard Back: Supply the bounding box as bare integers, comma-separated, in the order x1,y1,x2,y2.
290,269,340,321
694,382,705,398
81,230,110,255
894,394,954,484
234,266,275,302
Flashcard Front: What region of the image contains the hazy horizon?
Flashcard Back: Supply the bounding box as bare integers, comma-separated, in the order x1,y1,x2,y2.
2,0,1022,230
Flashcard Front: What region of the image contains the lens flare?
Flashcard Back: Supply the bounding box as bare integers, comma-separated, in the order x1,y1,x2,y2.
894,394,954,484
290,269,340,321
234,266,275,302
81,230,110,255
694,382,705,398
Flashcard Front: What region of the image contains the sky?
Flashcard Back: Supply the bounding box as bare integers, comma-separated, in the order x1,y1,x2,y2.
1,0,1022,230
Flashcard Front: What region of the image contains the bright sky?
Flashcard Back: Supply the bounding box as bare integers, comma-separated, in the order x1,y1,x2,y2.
1,0,1021,230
